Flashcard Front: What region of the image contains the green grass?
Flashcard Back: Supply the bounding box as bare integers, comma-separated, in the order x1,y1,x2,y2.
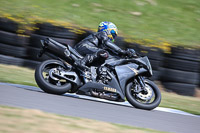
0,0,200,47
161,90,200,115
0,64,36,87
0,64,200,115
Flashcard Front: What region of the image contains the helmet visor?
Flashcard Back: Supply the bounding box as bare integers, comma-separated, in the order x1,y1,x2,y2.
110,29,117,40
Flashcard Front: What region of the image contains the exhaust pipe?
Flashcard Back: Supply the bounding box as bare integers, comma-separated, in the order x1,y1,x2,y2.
41,38,76,63
90,90,118,101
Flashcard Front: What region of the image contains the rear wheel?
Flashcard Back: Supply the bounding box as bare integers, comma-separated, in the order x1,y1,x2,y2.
125,79,161,110
35,60,72,95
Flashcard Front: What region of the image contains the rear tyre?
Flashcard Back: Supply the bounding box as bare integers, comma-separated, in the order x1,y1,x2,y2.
126,79,161,110
35,60,72,95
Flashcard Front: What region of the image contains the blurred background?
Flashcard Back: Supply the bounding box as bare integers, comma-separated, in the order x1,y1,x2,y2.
0,0,199,97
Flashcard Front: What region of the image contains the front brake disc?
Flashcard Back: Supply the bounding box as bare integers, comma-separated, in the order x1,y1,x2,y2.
136,85,153,101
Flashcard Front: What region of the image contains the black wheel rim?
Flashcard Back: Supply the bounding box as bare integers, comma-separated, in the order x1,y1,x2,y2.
41,64,69,87
130,81,157,104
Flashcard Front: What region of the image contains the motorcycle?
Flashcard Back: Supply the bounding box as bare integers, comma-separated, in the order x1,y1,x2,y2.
35,38,161,110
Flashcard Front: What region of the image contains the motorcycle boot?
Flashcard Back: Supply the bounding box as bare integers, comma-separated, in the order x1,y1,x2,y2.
74,50,109,71
74,54,94,71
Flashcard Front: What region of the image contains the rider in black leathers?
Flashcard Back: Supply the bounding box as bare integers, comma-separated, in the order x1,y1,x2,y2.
74,22,132,70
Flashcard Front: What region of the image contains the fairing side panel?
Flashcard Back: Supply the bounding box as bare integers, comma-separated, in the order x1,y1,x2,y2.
107,71,125,99
115,64,138,94
115,63,147,93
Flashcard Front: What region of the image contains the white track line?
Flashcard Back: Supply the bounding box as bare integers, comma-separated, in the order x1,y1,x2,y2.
0,82,199,117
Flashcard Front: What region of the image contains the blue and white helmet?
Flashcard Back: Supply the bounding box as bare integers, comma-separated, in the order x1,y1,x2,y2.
98,21,118,42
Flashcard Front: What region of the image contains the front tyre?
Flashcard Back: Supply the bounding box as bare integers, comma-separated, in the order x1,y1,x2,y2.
35,60,72,95
126,79,161,110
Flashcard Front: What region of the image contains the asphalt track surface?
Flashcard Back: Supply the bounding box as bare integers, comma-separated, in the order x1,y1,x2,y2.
0,84,200,133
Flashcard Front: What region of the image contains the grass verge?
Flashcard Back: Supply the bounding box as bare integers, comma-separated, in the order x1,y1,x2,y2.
0,64,200,115
0,0,200,47
0,105,165,133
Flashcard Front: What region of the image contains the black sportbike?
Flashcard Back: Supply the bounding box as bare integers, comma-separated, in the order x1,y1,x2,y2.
35,38,161,110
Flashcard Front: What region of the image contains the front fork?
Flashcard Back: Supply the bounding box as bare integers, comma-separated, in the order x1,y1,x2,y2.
134,76,147,94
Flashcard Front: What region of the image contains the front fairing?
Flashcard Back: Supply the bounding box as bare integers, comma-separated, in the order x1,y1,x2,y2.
135,56,153,76
115,63,147,94
105,56,152,77
113,56,152,93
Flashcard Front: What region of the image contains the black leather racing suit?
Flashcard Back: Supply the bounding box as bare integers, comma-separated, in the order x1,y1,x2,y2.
74,31,127,68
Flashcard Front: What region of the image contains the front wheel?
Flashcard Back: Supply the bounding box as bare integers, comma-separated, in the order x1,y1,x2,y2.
125,79,161,110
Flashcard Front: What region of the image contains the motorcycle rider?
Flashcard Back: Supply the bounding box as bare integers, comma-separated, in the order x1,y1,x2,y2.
74,21,134,70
